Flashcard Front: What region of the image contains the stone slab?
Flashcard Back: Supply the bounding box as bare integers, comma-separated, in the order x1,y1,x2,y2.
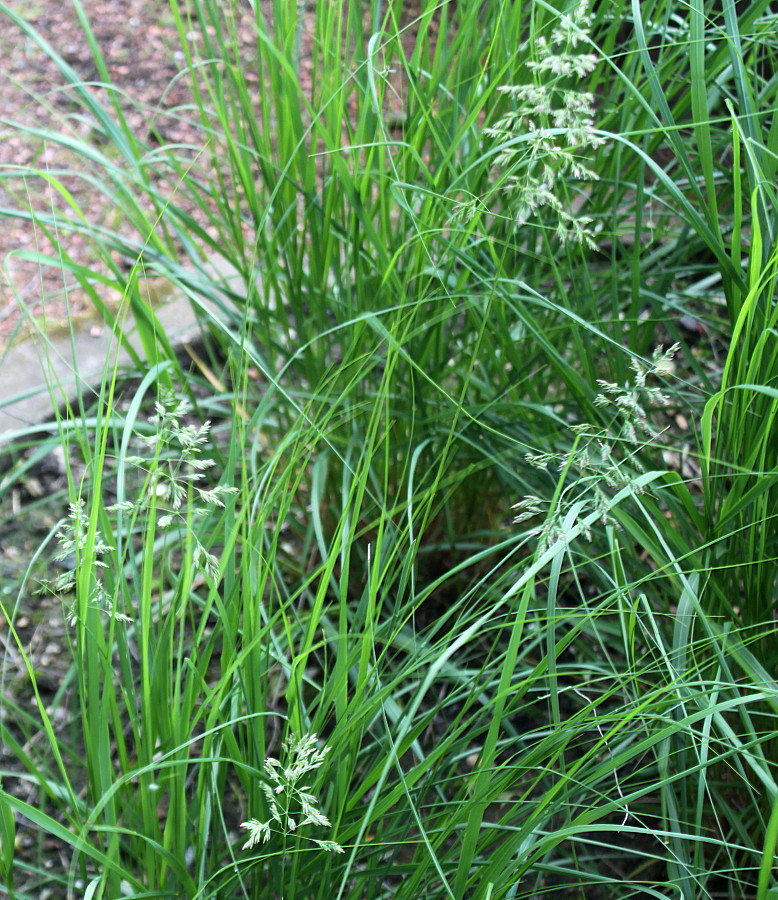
0,293,202,445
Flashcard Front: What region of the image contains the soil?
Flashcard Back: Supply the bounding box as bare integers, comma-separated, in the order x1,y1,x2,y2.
0,0,189,348
0,0,418,353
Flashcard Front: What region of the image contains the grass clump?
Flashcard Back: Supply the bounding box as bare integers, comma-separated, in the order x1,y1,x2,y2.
0,0,777,899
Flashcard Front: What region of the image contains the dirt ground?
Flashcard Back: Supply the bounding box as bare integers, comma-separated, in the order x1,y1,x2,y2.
0,0,304,350
1,0,191,347
0,0,420,352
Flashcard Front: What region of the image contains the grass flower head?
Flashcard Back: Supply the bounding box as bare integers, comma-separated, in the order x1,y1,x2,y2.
242,733,343,854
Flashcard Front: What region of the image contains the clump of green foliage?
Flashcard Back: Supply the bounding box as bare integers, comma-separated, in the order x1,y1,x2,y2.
1,0,777,898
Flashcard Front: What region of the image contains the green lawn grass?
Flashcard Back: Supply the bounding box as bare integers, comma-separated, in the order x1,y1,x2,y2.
1,0,777,898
